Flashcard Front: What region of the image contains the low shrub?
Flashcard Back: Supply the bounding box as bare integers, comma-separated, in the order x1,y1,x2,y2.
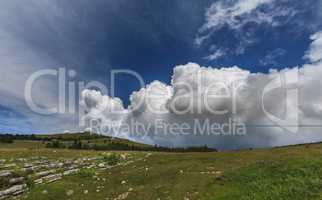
103,153,121,166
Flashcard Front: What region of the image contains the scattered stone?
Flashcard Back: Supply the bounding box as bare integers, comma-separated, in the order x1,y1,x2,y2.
43,174,62,183
86,165,95,169
98,163,105,168
114,192,129,200
63,169,79,176
34,178,43,185
47,163,63,169
36,170,56,178
9,177,25,185
66,190,74,196
22,166,39,173
0,184,27,199
66,165,78,170
23,163,33,168
0,170,12,178
200,171,222,175
0,153,136,198
145,153,152,157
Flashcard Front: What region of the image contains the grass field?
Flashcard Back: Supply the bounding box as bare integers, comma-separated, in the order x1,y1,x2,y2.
1,141,322,200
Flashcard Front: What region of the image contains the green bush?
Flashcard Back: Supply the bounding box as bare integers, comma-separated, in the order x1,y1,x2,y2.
76,169,96,178
103,153,121,166
0,178,9,190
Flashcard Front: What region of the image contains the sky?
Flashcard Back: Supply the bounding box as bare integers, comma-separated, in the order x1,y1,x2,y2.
1,0,322,149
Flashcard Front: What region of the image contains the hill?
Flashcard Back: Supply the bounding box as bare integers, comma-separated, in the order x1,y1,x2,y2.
0,133,217,152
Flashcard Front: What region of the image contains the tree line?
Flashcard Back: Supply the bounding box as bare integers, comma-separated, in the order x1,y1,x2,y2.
0,134,40,143
46,139,217,152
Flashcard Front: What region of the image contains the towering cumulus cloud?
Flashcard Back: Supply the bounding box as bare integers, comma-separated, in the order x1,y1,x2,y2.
81,60,322,150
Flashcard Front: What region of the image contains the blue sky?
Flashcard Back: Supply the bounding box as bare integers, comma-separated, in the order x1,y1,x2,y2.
0,0,322,134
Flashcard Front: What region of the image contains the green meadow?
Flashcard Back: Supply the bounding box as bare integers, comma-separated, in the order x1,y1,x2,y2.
1,139,322,200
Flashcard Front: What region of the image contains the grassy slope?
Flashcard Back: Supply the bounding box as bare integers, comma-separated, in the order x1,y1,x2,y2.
1,141,322,199
37,132,152,148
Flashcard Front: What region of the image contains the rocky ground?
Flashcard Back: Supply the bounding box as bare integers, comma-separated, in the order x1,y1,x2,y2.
2,141,322,200
0,152,145,199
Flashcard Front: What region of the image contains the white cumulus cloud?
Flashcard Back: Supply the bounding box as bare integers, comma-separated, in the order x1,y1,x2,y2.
81,61,322,150
304,31,322,63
